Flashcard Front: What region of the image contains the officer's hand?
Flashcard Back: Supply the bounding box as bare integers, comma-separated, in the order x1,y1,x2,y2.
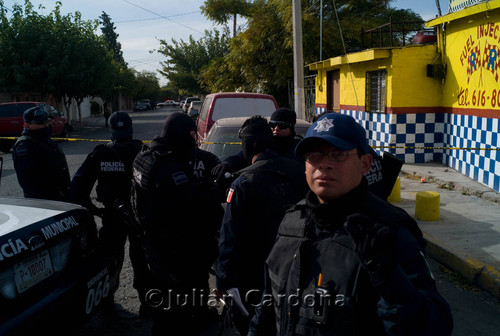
211,162,231,179
344,214,397,278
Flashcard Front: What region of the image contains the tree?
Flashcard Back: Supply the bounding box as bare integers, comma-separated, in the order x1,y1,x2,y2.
99,11,126,66
0,1,120,120
157,28,231,96
133,70,160,101
197,0,422,106
201,0,253,37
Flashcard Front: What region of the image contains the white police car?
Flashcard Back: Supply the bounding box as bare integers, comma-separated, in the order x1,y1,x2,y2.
0,197,120,334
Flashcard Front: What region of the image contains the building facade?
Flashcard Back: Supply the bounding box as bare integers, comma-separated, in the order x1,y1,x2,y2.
308,0,500,192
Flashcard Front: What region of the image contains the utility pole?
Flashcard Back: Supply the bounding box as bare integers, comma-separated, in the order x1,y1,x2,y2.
320,0,323,61
292,0,305,120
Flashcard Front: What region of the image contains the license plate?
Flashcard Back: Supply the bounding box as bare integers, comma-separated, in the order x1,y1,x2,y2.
14,250,54,293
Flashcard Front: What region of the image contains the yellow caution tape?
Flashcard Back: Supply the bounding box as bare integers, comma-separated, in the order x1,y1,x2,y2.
1,137,497,150
0,136,152,144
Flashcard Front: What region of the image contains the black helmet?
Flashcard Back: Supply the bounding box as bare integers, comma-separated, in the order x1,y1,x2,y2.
23,107,49,125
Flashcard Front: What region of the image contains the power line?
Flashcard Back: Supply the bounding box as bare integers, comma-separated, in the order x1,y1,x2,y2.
115,11,200,24
121,0,204,34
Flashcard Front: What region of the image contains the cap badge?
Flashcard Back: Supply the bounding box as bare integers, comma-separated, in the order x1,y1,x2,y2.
117,121,124,127
314,118,334,133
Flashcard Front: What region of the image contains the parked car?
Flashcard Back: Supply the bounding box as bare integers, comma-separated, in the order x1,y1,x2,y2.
133,99,152,112
133,101,149,112
158,100,177,108
200,116,311,161
0,197,121,334
0,102,71,153
196,92,279,143
187,101,203,117
182,97,201,114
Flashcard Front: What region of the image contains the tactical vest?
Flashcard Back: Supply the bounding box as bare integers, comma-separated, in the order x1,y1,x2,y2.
132,147,220,285
266,201,386,336
94,140,143,206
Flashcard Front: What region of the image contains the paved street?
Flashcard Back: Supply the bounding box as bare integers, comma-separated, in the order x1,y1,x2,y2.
1,107,500,335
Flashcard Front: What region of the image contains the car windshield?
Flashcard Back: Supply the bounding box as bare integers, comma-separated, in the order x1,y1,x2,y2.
201,125,241,161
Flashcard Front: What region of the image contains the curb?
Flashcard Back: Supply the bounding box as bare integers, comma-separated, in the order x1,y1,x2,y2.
400,167,500,204
424,232,500,301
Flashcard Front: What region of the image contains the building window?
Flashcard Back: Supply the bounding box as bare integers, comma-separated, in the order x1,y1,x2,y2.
366,70,386,113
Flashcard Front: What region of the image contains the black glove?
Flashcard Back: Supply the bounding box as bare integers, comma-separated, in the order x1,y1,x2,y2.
211,162,232,181
344,214,397,282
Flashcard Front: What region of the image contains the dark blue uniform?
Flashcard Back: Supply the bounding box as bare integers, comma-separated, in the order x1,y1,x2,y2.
132,136,223,335
70,139,144,277
12,128,70,201
216,149,308,333
249,181,453,336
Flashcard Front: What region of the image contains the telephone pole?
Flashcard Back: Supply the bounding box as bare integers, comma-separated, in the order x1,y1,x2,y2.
292,0,305,119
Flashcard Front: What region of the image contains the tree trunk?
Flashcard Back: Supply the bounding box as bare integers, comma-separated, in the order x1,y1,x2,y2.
233,13,237,37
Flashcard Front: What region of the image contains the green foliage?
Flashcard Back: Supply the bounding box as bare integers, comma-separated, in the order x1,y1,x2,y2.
201,0,253,24
133,70,160,101
99,11,126,66
0,0,115,113
194,0,423,106
158,28,231,96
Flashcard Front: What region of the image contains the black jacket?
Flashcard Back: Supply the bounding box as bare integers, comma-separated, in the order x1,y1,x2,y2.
132,137,223,287
216,150,308,295
12,128,70,201
70,138,144,211
249,182,453,336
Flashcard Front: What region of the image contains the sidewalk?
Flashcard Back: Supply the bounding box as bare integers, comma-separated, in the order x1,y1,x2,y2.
396,162,500,300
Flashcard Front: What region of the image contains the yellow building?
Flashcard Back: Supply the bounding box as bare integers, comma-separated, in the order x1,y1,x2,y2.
308,0,500,192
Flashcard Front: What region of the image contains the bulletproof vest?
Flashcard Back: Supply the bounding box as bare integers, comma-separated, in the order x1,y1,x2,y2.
236,155,307,200
132,147,201,235
266,202,385,336
131,147,163,227
94,141,142,205
132,147,219,284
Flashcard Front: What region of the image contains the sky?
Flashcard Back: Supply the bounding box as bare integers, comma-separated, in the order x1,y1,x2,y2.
2,0,449,86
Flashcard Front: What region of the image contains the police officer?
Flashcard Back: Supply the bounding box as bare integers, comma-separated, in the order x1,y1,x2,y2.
70,111,143,281
249,113,453,336
12,106,70,201
131,112,223,334
269,107,301,159
216,115,308,335
212,108,302,194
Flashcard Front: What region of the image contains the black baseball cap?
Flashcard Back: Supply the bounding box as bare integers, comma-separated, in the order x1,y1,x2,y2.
109,111,133,139
23,107,49,125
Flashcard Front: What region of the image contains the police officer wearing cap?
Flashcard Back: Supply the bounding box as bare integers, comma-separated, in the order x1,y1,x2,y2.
212,108,302,194
249,113,453,336
216,115,308,335
70,111,144,285
12,106,70,201
131,112,223,334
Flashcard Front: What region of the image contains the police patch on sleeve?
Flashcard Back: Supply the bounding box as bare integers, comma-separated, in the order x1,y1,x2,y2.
172,171,188,185
226,188,235,203
14,143,29,157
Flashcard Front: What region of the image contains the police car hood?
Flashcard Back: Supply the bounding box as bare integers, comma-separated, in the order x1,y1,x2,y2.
0,198,81,236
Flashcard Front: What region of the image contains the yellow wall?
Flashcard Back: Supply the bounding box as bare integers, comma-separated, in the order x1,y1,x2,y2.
390,45,443,108
443,10,500,112
314,44,442,110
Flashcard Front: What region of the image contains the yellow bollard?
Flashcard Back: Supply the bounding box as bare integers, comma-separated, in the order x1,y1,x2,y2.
387,177,401,203
415,191,440,221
